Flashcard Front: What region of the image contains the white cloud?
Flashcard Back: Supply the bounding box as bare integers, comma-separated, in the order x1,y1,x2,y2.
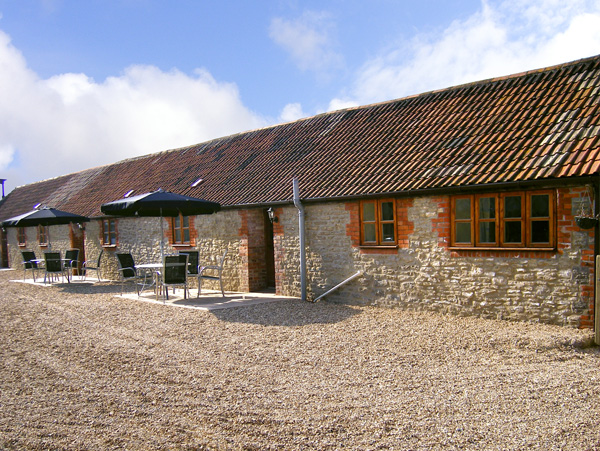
279,103,306,123
329,0,600,109
0,30,267,191
269,11,343,76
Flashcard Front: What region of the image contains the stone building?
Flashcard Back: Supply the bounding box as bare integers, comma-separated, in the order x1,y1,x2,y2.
1,55,600,328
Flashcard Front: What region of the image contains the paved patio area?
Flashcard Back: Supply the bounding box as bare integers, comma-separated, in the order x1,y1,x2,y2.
10,273,296,311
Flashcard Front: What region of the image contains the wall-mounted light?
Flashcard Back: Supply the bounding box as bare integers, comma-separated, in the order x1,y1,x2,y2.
267,207,278,223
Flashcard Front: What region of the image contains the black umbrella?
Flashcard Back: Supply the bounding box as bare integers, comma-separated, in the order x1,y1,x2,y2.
100,189,221,217
100,189,221,258
1,206,89,227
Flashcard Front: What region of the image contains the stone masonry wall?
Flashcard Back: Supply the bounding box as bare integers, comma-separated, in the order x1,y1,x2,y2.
276,186,594,328
6,223,82,274
83,211,243,291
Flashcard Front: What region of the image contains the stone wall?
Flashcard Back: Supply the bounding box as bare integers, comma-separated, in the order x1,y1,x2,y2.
276,186,595,328
6,223,82,274
82,210,243,291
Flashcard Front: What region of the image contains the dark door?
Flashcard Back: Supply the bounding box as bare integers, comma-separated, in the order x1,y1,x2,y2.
263,209,276,288
0,228,8,268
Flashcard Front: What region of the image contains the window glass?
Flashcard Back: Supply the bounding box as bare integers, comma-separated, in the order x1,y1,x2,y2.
531,220,550,243
38,225,48,245
455,198,471,220
455,223,471,243
504,221,522,243
363,203,375,222
381,223,395,242
102,219,116,245
451,190,554,248
504,196,521,218
479,222,496,243
479,197,495,219
531,194,549,217
360,199,397,246
381,202,394,221
363,223,376,242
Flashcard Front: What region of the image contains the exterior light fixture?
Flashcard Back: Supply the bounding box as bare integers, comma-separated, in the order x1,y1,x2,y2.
267,207,278,223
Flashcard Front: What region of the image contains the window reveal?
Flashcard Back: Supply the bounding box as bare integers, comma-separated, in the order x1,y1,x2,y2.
360,199,396,246
451,190,554,248
38,225,48,245
17,227,26,246
172,214,190,244
101,219,117,246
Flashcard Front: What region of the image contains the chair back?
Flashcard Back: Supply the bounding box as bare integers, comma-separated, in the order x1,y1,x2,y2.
116,253,136,278
65,248,79,266
163,254,188,284
96,249,104,266
179,251,199,275
21,250,38,269
44,252,62,272
217,249,228,269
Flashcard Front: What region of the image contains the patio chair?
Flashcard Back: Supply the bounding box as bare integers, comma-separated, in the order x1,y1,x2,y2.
64,248,80,280
43,251,67,284
116,252,143,296
178,250,199,276
159,254,189,301
198,249,228,297
82,249,103,281
20,250,40,281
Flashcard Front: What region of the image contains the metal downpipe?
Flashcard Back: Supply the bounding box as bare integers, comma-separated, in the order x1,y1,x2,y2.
293,178,307,301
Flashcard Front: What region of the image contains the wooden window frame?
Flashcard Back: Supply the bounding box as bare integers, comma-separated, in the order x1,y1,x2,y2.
17,227,26,247
37,225,48,246
359,198,397,247
171,213,191,245
450,189,555,250
101,218,117,247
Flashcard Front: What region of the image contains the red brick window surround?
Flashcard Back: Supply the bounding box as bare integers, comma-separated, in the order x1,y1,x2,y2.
17,227,26,246
450,189,555,249
101,219,117,246
359,198,397,247
37,225,48,246
171,214,190,245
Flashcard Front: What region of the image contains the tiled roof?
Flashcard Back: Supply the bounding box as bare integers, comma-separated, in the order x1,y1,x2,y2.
2,54,600,219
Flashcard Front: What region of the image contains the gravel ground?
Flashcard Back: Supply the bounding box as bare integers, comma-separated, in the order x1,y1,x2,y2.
0,270,599,450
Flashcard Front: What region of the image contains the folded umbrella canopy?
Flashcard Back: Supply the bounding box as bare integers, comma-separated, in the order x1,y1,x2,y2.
1,206,90,227
100,189,221,217
100,189,221,258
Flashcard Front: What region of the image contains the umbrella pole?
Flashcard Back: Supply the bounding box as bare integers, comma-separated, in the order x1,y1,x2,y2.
160,208,164,261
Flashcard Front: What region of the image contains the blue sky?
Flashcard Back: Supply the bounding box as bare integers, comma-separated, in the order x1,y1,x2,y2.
1,0,600,194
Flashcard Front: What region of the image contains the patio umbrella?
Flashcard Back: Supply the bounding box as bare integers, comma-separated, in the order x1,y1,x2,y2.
100,189,221,258
1,206,89,227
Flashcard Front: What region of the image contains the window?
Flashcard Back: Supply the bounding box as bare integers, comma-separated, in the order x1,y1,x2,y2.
360,199,396,246
172,214,190,244
101,219,117,246
451,190,554,248
17,228,26,246
38,225,48,246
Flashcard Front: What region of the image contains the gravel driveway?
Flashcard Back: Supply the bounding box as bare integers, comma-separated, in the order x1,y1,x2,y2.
0,270,599,450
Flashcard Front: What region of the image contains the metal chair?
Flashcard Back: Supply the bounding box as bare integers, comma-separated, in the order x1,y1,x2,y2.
83,249,104,281
179,250,199,276
64,248,80,280
116,253,143,295
198,249,228,297
20,250,40,281
159,254,189,301
43,251,66,284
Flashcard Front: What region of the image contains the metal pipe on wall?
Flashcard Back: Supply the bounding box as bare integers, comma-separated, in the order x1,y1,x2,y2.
293,178,306,301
